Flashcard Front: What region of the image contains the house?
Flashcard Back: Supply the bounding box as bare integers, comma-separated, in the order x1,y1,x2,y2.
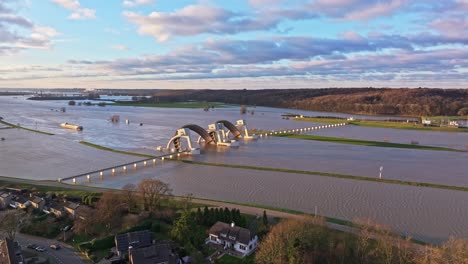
129,243,178,264
64,202,80,218
10,196,30,209
207,222,258,257
0,238,22,264
29,196,46,210
0,191,13,209
48,203,66,218
115,230,153,256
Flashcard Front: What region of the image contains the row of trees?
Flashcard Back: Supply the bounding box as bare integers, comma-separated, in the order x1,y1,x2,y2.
194,206,247,227
126,88,468,116
256,217,468,264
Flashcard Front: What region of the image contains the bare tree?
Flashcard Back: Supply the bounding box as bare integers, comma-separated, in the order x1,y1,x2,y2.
122,183,137,210
95,191,125,231
137,178,172,212
73,207,95,236
0,210,30,240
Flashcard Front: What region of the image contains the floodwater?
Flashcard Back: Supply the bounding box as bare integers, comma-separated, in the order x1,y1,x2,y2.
308,125,467,150
188,137,468,187
1,95,467,243
84,160,468,244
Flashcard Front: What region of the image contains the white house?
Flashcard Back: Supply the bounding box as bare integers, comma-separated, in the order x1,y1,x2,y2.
207,222,258,257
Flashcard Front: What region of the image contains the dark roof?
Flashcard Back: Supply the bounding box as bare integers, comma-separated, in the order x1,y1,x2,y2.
209,222,255,245
0,239,20,264
14,196,28,205
30,196,44,204
129,243,177,264
115,230,153,254
0,191,12,199
65,202,80,210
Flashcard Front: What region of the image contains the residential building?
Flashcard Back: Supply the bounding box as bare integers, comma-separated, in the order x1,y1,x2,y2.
29,196,46,210
63,202,80,218
48,203,65,218
10,196,30,209
207,222,258,257
115,230,153,256
129,243,178,264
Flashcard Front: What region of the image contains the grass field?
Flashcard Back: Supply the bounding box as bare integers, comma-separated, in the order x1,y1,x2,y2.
111,101,225,108
216,254,255,264
294,117,468,132
276,133,461,152
349,120,468,132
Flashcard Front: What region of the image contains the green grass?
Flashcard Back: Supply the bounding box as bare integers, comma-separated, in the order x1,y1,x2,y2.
179,160,468,192
111,101,225,108
294,117,348,124
294,117,468,133
0,120,54,135
349,120,468,133
276,133,461,152
216,253,255,264
79,141,157,158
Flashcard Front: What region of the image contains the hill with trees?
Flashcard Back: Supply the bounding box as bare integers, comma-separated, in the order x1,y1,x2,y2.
122,88,468,117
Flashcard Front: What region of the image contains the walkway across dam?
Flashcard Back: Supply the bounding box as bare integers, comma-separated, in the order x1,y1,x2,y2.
61,122,347,184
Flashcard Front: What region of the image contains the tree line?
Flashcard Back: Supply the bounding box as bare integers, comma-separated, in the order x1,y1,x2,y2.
256,217,468,264
126,88,468,116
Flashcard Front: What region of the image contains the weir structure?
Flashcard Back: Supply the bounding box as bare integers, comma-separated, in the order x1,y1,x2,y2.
164,119,255,154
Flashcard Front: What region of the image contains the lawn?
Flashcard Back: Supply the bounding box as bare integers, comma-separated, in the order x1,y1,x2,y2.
294,117,468,132
349,120,468,132
276,133,461,152
216,253,255,264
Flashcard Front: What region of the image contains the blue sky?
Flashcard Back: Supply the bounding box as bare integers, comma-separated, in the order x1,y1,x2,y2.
0,0,466,89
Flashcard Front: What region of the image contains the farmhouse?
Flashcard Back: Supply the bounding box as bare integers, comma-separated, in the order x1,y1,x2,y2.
207,222,258,257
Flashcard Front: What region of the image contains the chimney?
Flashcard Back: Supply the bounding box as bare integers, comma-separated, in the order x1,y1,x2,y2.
231,222,235,227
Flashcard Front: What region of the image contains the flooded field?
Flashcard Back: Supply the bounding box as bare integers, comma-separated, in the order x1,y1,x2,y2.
0,129,140,180
1,95,467,244
308,125,468,150
188,137,468,187
85,161,468,244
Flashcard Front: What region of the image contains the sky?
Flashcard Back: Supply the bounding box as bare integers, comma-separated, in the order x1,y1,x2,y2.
0,0,466,89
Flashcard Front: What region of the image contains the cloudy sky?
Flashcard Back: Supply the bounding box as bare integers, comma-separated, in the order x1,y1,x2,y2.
0,0,466,89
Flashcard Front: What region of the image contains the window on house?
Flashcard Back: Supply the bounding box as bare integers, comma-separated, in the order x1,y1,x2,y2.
249,245,252,250
239,245,246,250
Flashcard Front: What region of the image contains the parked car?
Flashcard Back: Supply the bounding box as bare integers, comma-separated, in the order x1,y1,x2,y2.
35,246,46,252
27,244,38,249
50,244,61,250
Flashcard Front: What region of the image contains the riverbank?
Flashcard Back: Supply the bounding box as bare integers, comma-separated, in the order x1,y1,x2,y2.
294,117,468,132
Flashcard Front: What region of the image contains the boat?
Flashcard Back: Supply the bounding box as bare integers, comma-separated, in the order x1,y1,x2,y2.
60,122,83,131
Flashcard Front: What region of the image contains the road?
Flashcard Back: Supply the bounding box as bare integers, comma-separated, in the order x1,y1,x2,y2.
16,233,90,264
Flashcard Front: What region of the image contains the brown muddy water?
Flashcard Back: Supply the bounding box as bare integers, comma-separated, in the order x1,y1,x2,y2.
1,96,467,244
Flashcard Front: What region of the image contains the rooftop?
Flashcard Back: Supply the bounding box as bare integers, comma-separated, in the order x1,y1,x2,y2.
129,243,177,264
209,222,255,245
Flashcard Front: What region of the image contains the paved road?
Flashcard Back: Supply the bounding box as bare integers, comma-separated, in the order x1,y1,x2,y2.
16,233,90,264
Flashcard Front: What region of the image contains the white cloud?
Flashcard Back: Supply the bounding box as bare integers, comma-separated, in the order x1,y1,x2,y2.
123,5,281,41
51,0,96,19
111,44,129,51
122,0,154,7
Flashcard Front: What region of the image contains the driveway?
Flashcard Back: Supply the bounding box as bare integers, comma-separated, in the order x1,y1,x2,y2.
16,233,90,264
